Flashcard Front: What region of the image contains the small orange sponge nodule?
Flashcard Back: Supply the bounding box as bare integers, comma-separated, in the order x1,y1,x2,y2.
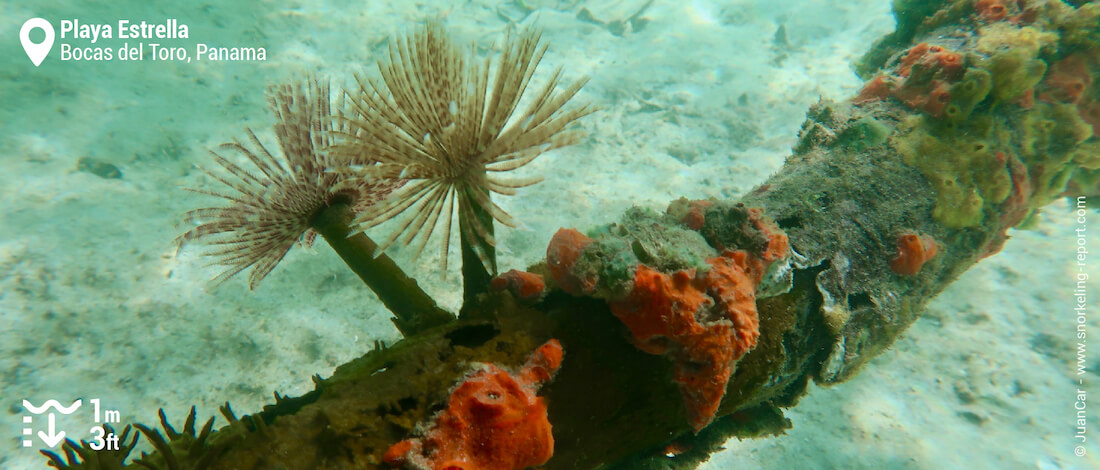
975,0,1009,22
889,233,939,276
491,269,546,302
546,228,596,295
1039,54,1092,105
384,340,564,470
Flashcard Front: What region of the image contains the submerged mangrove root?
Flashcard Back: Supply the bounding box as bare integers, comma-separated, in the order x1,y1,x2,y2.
47,1,1100,469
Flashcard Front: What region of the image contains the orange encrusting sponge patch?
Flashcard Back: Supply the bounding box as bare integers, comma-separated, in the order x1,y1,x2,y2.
609,249,771,432
855,43,964,118
545,204,789,433
384,340,564,470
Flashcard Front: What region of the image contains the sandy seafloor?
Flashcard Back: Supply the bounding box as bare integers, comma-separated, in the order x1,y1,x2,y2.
1,0,1099,468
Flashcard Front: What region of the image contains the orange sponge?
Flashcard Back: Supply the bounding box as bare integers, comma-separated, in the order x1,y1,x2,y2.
609,250,764,432
546,228,596,295
491,269,546,302
976,0,1008,22
889,233,938,275
384,340,564,470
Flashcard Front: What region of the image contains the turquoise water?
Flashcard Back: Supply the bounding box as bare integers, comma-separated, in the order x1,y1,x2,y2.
2,1,1098,468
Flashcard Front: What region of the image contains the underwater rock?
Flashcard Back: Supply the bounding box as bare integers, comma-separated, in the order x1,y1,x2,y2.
76,157,122,179
576,0,653,36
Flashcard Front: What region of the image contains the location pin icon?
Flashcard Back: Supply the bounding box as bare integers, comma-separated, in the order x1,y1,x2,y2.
20,18,55,67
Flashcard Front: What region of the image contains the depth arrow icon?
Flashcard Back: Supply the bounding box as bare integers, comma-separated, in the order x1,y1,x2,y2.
38,413,65,447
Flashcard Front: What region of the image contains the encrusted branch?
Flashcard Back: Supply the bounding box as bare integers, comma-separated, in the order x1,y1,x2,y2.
56,1,1099,469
